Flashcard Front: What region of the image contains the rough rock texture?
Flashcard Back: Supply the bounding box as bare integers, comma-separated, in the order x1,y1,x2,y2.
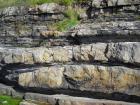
92,0,140,8
0,84,139,105
5,65,138,96
0,1,140,47
38,3,65,13
107,42,140,64
69,21,140,37
24,93,140,105
1,42,140,65
0,1,140,105
0,83,24,98
20,101,38,105
20,100,51,105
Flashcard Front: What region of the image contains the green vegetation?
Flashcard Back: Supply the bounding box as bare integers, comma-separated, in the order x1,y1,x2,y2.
51,18,79,31
34,0,75,5
0,0,90,8
0,0,87,31
50,6,80,31
34,0,90,5
0,95,22,105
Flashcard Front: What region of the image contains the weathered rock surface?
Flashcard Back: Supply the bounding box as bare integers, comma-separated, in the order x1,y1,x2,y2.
17,65,140,96
38,3,65,13
1,42,140,65
69,21,140,37
20,100,50,105
1,83,139,105
107,42,140,64
92,0,140,8
20,101,37,105
0,6,27,16
0,2,140,47
0,83,14,96
1,64,139,97
0,1,140,105
0,83,24,98
24,93,140,105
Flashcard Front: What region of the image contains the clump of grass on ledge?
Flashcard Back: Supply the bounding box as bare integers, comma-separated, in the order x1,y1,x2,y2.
52,18,79,32
49,6,80,32
0,95,22,105
0,0,85,32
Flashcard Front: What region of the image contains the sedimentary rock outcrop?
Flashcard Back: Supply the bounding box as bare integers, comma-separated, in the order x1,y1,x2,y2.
16,65,140,96
0,0,140,105
1,42,140,65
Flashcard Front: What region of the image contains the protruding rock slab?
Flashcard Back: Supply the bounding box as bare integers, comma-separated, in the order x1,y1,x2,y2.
92,0,140,8
0,83,24,98
20,100,51,105
1,42,140,65
69,21,140,37
107,42,140,64
0,43,107,64
20,101,38,105
38,3,65,13
12,64,140,96
25,93,140,105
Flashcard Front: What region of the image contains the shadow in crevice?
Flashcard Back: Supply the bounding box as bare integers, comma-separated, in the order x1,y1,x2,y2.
67,35,140,45
0,79,140,103
12,86,140,103
1,60,140,74
1,33,140,48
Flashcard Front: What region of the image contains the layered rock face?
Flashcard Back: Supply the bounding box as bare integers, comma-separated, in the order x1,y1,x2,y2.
0,0,140,105
18,65,140,96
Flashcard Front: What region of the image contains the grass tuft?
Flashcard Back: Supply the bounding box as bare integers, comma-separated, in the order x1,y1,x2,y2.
49,6,80,31
0,0,90,8
0,0,86,31
51,18,79,31
0,95,22,105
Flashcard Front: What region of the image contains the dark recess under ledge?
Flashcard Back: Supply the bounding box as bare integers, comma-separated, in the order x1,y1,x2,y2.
3,83,140,103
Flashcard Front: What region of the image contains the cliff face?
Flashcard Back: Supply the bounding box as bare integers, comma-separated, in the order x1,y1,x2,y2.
0,0,140,105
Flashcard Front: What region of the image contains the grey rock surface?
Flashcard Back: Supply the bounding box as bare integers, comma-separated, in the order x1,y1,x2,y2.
38,3,65,13
0,1,140,104
92,0,140,8
25,93,140,105
1,42,140,65
69,21,140,37
0,83,24,98
107,42,140,64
